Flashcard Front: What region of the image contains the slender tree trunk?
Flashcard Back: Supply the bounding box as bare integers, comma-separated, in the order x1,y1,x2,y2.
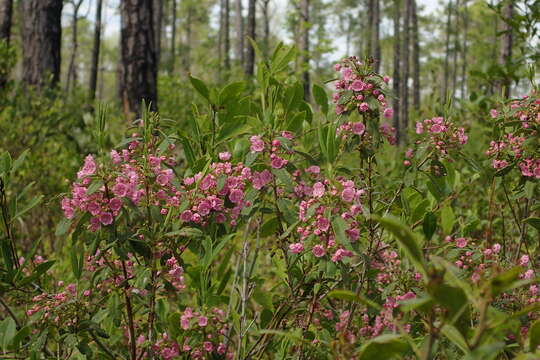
411,0,420,111
235,0,244,66
244,0,256,75
20,0,63,90
442,0,452,103
89,0,103,101
498,0,513,98
153,0,163,66
300,0,310,101
262,0,270,57
400,0,411,143
66,0,84,93
183,7,192,72
0,0,13,88
366,0,373,58
345,15,352,56
169,0,176,74
451,0,460,100
460,0,468,99
120,0,158,118
392,0,401,143
225,0,231,69
373,0,381,71
219,0,224,76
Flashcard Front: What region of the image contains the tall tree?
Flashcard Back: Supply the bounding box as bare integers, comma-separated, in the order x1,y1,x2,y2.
442,0,453,103
366,0,373,58
235,0,244,66
169,0,177,74
451,0,460,100
400,0,411,143
372,0,380,71
89,0,103,101
183,6,193,72
244,0,256,75
498,0,513,98
392,0,401,143
154,0,163,66
261,0,271,56
300,0,310,100
65,0,84,93
120,0,158,117
411,0,420,110
20,0,63,89
0,0,13,88
224,0,231,69
460,0,468,99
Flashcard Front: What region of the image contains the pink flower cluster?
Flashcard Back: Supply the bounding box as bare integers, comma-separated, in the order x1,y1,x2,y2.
152,307,233,359
487,94,539,178
414,116,468,156
332,56,393,118
249,131,295,169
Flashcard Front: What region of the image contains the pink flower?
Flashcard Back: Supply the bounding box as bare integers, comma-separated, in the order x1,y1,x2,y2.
383,108,394,118
109,198,123,212
519,255,529,266
312,245,326,258
341,67,353,80
219,152,231,161
336,104,345,115
383,75,390,83
341,188,355,202
405,148,414,158
351,80,365,91
352,122,365,136
312,182,325,198
203,341,214,352
271,157,287,169
250,135,265,152
180,210,193,222
455,237,467,248
430,124,443,133
99,212,113,225
306,165,320,174
358,102,369,112
198,316,208,327
289,242,304,254
490,109,498,118
492,243,501,253
316,217,330,232
110,150,121,164
415,122,424,134
229,189,244,204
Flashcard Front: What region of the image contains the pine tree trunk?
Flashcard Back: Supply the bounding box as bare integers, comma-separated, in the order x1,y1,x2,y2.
411,0,420,111
300,0,310,101
20,0,63,90
244,0,256,75
89,0,103,101
442,0,452,103
400,0,411,144
224,0,231,69
499,0,513,98
392,0,401,143
120,0,158,118
235,0,244,66
460,0,468,99
0,0,13,88
153,0,163,66
366,0,373,58
451,0,460,100
373,0,381,72
262,0,270,57
169,0,176,74
183,7,192,72
66,0,84,93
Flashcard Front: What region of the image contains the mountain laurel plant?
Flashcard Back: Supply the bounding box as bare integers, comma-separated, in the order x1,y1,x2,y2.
0,46,539,359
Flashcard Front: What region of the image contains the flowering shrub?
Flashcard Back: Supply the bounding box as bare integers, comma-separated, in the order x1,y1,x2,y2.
0,49,539,359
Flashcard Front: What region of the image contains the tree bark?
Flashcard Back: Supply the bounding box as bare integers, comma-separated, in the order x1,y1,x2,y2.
372,0,381,72
169,0,176,74
451,0,460,100
411,0,420,110
225,0,231,69
392,0,401,143
244,0,256,75
89,0,103,101
300,0,310,101
0,0,12,43
183,7,192,72
153,0,163,66
66,0,84,93
20,0,63,90
442,0,452,103
0,0,13,89
235,0,244,66
498,0,513,98
120,0,158,118
460,0,468,100
366,0,373,58
400,0,411,144
262,0,270,57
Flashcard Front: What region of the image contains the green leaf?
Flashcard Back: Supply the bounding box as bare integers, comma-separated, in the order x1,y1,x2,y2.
0,317,16,350
86,180,104,195
218,81,245,104
189,75,210,102
524,217,540,231
441,205,455,235
490,266,524,297
374,215,427,274
331,217,354,251
327,290,382,310
441,324,470,354
422,212,437,240
55,217,72,237
13,195,43,220
11,325,30,350
529,319,540,352
312,84,329,116
356,334,409,359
